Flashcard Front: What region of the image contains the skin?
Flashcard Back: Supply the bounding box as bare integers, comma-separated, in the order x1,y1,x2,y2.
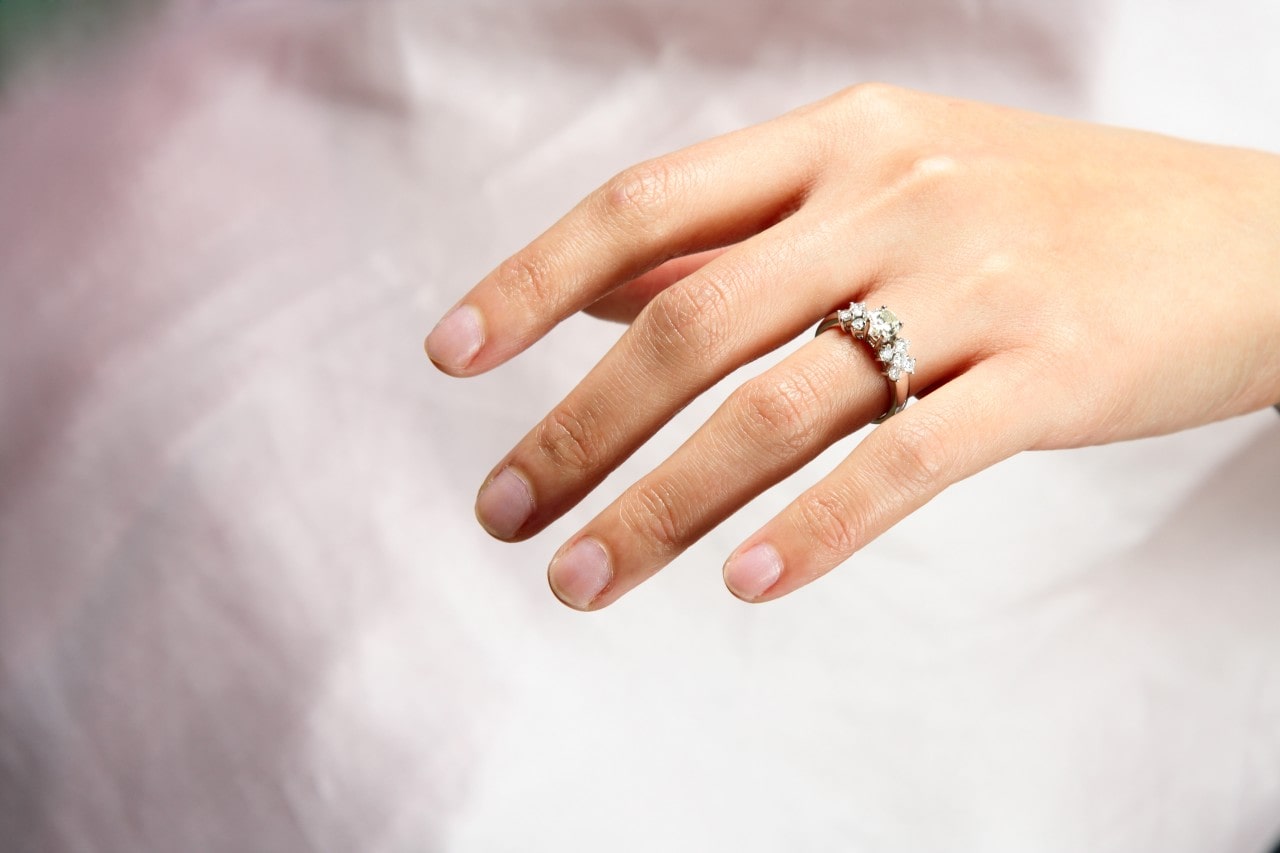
424,83,1280,611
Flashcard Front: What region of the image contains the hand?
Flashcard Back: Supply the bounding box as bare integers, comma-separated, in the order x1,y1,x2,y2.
425,83,1280,611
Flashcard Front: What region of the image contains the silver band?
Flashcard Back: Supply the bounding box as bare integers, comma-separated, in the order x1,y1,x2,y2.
815,302,915,424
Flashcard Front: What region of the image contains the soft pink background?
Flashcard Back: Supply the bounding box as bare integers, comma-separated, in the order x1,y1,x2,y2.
1,1,1278,850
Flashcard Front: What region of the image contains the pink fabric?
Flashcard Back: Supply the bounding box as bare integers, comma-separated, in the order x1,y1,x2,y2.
1,1,1278,850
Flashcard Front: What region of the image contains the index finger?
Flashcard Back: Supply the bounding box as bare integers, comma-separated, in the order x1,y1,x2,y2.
424,113,825,375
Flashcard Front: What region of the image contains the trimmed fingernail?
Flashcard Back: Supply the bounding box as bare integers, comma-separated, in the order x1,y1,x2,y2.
476,467,534,540
723,543,782,601
426,304,484,371
548,537,612,610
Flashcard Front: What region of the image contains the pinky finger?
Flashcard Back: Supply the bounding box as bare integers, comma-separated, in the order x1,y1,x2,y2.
722,355,1044,603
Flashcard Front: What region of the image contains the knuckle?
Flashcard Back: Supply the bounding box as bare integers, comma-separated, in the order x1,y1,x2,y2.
535,403,605,474
820,82,926,163
904,153,962,187
599,158,687,232
734,370,825,459
619,479,687,552
885,152,966,210
878,414,953,495
640,274,735,365
890,151,967,207
496,248,558,307
839,81,910,116
795,490,861,556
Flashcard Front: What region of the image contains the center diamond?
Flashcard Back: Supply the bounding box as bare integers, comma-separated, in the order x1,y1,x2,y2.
867,307,900,343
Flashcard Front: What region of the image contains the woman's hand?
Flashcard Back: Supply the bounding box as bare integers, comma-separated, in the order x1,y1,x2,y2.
425,83,1280,611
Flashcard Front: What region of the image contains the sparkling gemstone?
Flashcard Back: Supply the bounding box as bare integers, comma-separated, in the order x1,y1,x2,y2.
894,338,910,353
851,317,866,331
868,307,900,342
879,346,895,362
889,352,917,376
887,365,902,381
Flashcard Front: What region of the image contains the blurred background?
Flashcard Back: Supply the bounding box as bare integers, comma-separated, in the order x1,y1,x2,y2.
0,0,155,80
1,1,1278,851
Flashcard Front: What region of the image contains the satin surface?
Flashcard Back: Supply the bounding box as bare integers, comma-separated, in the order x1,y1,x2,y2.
1,2,1278,851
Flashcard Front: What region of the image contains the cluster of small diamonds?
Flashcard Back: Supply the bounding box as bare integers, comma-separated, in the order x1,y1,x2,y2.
835,302,917,382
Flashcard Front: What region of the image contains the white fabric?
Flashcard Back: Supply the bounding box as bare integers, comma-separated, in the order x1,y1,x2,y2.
1,1,1278,850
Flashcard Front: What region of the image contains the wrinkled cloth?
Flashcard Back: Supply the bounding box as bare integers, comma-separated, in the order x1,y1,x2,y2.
1,1,1278,851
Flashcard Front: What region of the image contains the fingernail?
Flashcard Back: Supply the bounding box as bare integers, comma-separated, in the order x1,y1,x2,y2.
723,543,782,601
475,467,534,540
425,304,484,371
548,537,612,610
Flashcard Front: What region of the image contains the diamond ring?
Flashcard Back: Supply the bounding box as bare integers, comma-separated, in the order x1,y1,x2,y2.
814,302,916,424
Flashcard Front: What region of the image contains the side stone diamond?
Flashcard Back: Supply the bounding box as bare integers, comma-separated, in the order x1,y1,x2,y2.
893,353,916,375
